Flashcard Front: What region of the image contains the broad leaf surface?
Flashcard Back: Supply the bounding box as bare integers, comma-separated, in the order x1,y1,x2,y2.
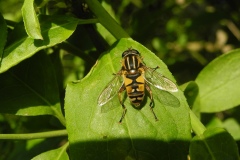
22,0,43,39
65,38,191,159
32,143,69,160
0,52,62,119
189,128,239,160
223,118,240,140
194,49,240,112
0,15,79,74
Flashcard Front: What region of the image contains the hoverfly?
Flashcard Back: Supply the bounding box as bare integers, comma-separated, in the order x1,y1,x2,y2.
98,48,178,123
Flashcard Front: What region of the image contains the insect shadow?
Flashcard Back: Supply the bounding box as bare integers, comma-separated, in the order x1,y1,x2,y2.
150,87,180,108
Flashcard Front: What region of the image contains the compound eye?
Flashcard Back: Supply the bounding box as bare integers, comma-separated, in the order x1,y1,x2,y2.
122,51,127,58
122,48,140,57
131,49,140,55
122,50,131,57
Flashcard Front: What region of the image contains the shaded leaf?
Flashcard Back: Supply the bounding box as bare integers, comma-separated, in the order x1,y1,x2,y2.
22,0,43,39
0,52,62,120
190,128,239,160
180,81,199,108
0,15,79,74
194,49,240,112
7,138,65,160
0,13,7,66
65,38,191,159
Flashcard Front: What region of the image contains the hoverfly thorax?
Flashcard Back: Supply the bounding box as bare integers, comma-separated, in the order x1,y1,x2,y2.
121,49,143,72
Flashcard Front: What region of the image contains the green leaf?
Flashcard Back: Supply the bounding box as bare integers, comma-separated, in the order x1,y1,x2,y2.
180,81,199,108
189,128,240,160
32,142,69,160
0,52,65,125
223,118,240,140
194,49,240,112
206,117,223,129
0,14,79,74
22,0,43,39
7,138,65,160
65,38,191,159
0,13,7,65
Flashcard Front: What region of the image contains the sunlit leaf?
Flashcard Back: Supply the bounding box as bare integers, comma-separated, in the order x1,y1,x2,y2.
22,0,43,39
194,49,240,112
65,38,191,159
0,15,79,74
206,117,223,129
32,143,69,160
223,118,240,140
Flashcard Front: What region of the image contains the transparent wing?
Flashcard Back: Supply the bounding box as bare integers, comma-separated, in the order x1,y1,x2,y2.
98,74,123,106
151,87,180,108
100,95,122,113
144,67,178,92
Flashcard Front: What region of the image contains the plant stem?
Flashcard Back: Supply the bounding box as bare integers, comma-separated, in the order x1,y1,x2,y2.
0,129,67,140
190,110,206,135
52,107,66,127
85,0,130,39
61,141,69,151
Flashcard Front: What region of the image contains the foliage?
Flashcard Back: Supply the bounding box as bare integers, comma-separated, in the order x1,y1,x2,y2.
0,0,240,159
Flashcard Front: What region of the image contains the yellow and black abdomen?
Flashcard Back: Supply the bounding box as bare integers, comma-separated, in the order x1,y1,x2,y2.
123,71,145,107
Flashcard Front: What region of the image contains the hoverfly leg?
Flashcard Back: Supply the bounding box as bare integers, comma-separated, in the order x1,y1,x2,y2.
149,101,158,121
119,107,127,123
118,85,126,123
144,66,159,72
145,84,159,121
150,66,159,77
152,66,159,71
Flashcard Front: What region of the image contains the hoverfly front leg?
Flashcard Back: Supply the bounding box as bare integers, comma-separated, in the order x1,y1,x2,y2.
151,66,159,74
145,83,159,121
118,85,127,123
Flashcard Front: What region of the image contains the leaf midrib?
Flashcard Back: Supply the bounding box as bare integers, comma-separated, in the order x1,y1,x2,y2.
200,134,217,160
